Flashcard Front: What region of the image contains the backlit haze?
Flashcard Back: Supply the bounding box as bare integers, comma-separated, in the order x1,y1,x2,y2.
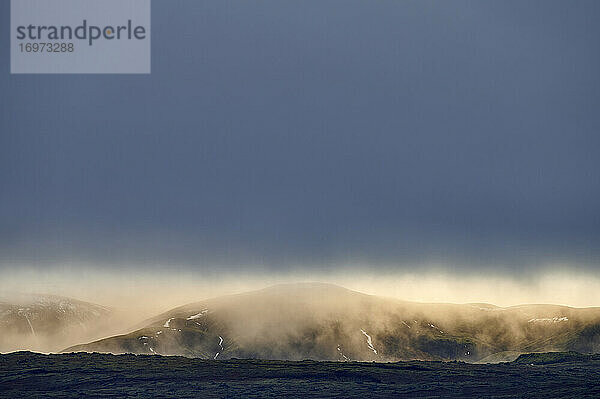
1,0,599,317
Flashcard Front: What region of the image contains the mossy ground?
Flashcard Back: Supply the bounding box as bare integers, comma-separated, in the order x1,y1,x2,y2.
2,351,600,398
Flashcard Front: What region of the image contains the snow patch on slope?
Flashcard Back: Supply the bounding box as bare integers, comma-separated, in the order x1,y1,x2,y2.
360,329,377,355
528,317,568,323
214,336,224,359
187,309,209,320
163,318,174,328
337,344,349,361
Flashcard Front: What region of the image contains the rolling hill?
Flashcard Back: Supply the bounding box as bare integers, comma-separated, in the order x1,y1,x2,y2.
0,293,115,353
64,283,600,362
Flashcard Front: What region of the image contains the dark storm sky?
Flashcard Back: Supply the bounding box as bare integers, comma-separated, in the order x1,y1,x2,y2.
1,1,599,272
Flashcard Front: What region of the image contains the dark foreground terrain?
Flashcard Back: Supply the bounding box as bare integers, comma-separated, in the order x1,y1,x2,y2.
2,352,600,398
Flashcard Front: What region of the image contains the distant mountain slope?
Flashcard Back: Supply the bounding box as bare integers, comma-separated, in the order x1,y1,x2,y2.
0,293,114,353
65,283,600,362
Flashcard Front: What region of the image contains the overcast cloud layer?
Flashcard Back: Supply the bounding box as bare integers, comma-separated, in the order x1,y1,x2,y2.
1,1,599,273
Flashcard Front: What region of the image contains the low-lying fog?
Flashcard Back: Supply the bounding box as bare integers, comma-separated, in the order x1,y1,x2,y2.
3,265,600,311
1,264,599,354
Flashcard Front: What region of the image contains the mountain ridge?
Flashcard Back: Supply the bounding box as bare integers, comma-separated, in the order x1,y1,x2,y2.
0,293,115,353
64,283,600,362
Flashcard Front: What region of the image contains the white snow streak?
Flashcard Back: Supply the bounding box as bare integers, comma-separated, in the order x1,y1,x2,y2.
187,309,209,320
337,345,349,361
360,329,377,355
23,314,36,336
214,336,224,360
528,317,568,323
